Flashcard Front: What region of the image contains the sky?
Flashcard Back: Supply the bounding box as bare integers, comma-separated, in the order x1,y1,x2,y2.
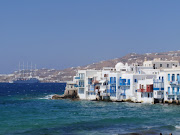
0,0,180,73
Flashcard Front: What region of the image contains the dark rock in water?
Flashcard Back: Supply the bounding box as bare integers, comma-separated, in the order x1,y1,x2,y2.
52,90,79,100
52,81,79,100
52,94,64,99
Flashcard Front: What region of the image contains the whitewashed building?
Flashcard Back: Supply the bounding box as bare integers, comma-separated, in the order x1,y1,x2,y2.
74,59,180,104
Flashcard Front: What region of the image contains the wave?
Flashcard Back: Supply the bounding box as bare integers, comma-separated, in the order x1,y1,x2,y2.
38,94,54,100
175,125,180,129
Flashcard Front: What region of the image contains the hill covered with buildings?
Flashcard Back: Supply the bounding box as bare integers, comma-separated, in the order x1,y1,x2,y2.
1,50,180,83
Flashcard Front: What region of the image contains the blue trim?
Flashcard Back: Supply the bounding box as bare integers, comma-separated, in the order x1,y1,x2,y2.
153,88,164,90
75,77,80,79
168,74,170,81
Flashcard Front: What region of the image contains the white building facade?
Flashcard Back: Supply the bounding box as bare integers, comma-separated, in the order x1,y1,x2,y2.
74,59,180,104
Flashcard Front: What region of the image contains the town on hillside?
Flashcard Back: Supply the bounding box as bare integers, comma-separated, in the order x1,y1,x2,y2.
66,58,180,104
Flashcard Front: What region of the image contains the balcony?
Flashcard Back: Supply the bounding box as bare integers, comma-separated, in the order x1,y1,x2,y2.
78,85,84,88
156,95,163,99
110,82,116,85
119,79,130,86
170,81,180,85
167,92,175,95
153,88,164,91
110,92,116,97
138,84,153,92
138,89,146,92
75,76,84,80
146,84,153,92
153,79,164,83
75,76,80,79
121,93,126,96
88,92,96,95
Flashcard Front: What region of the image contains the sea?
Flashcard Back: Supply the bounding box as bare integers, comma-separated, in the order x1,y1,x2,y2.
0,83,180,135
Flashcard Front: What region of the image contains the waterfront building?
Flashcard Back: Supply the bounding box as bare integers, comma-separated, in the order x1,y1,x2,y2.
74,59,180,104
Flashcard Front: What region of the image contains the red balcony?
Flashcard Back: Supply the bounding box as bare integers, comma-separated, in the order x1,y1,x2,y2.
138,89,146,92
146,84,153,92
138,84,153,93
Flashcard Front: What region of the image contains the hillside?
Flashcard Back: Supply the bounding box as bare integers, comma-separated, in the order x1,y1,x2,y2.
1,50,180,82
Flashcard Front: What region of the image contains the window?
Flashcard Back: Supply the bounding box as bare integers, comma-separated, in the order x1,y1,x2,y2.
168,87,170,94
168,74,170,81
79,73,85,79
153,64,155,69
172,87,175,94
160,64,162,67
167,64,169,68
79,81,84,87
172,74,175,81
177,87,179,94
79,88,84,94
134,79,137,82
110,77,112,83
114,77,116,83
177,74,180,81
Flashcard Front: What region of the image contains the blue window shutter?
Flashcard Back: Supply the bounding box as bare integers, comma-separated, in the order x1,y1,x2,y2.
168,74,170,81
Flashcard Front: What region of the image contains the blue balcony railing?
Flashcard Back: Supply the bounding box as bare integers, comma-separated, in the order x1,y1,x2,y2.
107,89,116,93
88,92,96,95
78,85,84,87
170,81,180,85
119,79,130,86
153,88,164,90
75,76,80,79
167,92,175,95
110,92,116,97
121,93,126,96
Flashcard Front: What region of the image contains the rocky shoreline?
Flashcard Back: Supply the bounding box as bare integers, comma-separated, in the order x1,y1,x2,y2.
52,94,180,105
52,94,79,100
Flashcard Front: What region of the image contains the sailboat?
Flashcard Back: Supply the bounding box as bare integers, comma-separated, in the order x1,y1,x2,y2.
12,62,40,83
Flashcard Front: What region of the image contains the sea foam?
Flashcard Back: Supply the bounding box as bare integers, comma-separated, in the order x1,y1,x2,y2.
38,94,54,100
175,125,180,129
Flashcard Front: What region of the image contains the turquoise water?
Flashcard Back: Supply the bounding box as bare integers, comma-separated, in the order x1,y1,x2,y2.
0,83,180,135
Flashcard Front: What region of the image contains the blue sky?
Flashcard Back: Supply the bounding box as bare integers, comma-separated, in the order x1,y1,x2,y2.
0,0,180,73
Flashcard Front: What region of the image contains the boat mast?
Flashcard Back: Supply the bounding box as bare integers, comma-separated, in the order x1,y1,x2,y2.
27,62,28,78
35,64,37,77
18,62,20,78
23,61,24,78
31,62,33,77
